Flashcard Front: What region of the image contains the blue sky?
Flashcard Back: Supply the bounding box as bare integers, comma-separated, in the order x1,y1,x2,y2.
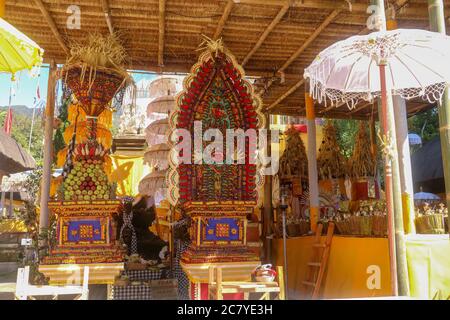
0,65,49,107
0,65,156,108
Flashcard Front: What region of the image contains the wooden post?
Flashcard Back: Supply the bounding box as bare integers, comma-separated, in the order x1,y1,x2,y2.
387,17,416,234
428,0,450,235
39,60,57,234
0,184,5,218
0,0,4,17
305,91,319,232
263,112,273,263
9,189,13,218
371,0,409,297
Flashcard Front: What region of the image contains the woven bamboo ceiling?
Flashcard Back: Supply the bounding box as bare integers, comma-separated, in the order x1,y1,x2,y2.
4,0,450,119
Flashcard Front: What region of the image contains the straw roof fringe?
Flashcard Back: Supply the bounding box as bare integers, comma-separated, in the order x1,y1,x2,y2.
5,0,446,119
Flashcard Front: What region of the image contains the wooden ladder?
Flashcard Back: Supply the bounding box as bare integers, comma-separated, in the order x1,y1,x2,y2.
302,221,335,299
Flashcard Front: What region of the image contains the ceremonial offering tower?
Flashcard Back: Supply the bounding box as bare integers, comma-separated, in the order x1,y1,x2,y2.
167,39,265,299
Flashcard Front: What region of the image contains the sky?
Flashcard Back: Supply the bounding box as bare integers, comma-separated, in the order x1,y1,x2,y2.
0,65,157,109
0,65,49,107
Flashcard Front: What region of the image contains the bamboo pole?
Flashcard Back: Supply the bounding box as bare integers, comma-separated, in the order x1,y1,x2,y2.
260,10,339,96
101,0,114,35
428,0,450,236
33,0,69,54
387,17,416,234
262,112,273,263
305,90,319,232
371,0,409,297
267,79,304,110
213,0,234,40
241,2,290,66
158,0,166,67
39,60,57,234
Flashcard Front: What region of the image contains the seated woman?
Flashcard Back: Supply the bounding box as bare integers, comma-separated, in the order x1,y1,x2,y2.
119,195,168,262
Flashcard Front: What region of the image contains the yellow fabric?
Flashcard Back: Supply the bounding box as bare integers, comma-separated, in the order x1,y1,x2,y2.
272,235,450,299
68,104,113,128
0,219,28,233
50,176,63,197
0,18,43,74
63,121,112,149
406,234,450,299
110,154,150,196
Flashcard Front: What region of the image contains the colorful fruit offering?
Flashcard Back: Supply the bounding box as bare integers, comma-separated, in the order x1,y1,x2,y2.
62,142,111,201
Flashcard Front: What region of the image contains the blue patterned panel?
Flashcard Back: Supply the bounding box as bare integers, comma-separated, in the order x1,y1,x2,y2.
204,217,241,241
66,219,104,243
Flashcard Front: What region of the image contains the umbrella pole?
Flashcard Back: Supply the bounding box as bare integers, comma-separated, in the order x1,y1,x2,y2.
379,63,399,296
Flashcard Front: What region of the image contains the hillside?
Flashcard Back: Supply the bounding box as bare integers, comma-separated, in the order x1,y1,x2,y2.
0,105,36,118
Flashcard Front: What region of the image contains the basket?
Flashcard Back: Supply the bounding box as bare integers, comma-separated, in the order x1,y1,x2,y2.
298,220,310,235
286,224,298,237
415,214,445,234
64,66,126,117
372,215,388,236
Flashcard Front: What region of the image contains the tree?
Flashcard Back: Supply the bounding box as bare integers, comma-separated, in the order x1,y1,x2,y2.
407,107,440,144
0,110,44,166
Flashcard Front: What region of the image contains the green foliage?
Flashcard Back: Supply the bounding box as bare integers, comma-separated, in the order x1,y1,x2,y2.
330,119,359,158
0,110,44,166
407,107,440,144
52,97,71,161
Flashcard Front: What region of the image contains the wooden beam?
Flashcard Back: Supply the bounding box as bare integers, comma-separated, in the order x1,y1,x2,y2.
241,2,290,66
266,79,304,110
279,9,340,73
158,0,166,67
33,0,68,54
260,9,340,96
234,0,363,12
349,101,374,114
101,0,114,35
213,0,234,39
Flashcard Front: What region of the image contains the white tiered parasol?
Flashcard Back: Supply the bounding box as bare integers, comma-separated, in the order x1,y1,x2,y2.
138,169,167,196
143,143,170,169
146,95,176,116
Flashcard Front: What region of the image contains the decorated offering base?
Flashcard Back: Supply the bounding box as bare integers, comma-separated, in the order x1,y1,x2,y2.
181,201,259,261
166,40,265,299
39,262,124,285
40,200,126,284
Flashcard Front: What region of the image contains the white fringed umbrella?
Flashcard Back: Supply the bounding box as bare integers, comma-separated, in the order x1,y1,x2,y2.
304,28,450,296
146,96,176,116
304,29,450,108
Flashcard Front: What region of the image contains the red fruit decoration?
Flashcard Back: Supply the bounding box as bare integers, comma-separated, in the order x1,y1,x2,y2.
172,50,261,204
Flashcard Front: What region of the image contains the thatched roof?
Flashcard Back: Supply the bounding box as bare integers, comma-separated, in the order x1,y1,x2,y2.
0,130,36,174
4,0,448,119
